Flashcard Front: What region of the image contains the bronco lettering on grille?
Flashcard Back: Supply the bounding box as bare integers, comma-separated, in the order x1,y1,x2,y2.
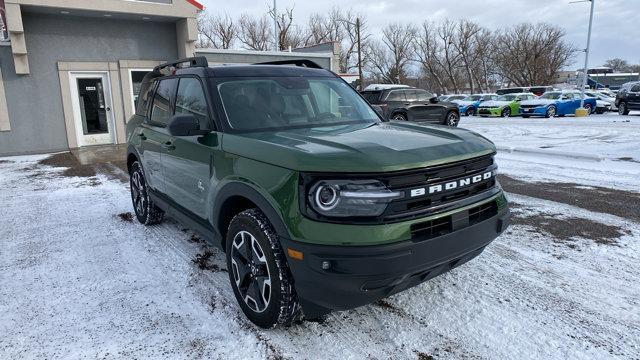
410,171,493,198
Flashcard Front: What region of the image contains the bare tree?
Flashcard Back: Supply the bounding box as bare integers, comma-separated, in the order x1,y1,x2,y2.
603,58,632,72
368,23,416,84
492,23,575,86
268,6,305,50
197,12,237,49
238,14,272,51
414,22,448,93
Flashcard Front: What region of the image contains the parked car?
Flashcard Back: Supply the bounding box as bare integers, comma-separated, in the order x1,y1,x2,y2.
477,93,537,117
496,87,528,95
360,87,460,126
615,81,640,115
126,57,510,328
438,94,468,102
519,91,597,118
527,86,555,96
597,89,617,98
453,94,499,116
585,91,616,113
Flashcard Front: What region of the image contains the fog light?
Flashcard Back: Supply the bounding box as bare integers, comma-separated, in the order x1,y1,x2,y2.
321,261,331,270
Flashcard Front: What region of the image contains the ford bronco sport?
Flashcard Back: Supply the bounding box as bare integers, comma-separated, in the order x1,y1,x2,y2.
126,57,510,328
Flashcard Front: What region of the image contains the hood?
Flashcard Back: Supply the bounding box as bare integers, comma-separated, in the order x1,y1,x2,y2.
222,122,496,173
520,98,556,106
480,100,511,108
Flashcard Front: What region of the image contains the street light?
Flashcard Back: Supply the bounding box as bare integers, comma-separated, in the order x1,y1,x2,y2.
571,0,595,115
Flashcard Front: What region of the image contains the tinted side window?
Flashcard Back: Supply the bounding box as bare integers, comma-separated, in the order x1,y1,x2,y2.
416,90,432,102
150,78,178,127
136,80,156,116
404,90,417,102
387,90,405,102
175,77,210,128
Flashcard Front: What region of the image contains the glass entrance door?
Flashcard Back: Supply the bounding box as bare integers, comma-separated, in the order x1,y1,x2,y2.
69,72,116,147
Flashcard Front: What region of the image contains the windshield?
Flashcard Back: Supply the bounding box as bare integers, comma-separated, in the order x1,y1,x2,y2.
497,95,517,101
217,77,379,132
541,92,562,100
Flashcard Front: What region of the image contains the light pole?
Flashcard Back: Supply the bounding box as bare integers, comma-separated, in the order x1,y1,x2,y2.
575,0,595,109
581,0,595,108
273,0,278,51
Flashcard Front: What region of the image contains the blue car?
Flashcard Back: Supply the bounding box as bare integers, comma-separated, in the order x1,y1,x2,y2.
453,94,498,116
519,91,597,118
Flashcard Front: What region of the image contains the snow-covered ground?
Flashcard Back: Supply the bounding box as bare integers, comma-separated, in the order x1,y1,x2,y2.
460,113,640,192
1,115,640,359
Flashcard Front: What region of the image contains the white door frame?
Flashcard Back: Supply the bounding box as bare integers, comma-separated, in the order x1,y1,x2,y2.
68,71,117,147
128,68,153,115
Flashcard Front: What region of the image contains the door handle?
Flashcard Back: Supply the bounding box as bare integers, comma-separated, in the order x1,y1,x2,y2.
162,141,175,151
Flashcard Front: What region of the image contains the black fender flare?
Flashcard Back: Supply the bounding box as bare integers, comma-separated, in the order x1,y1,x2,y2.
211,181,292,241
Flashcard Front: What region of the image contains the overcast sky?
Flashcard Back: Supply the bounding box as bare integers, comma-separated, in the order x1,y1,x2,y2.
198,0,639,70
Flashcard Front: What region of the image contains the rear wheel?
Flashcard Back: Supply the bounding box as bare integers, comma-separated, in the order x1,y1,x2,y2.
129,161,164,225
226,209,300,328
545,105,557,118
500,107,511,118
619,102,630,115
444,111,460,127
583,103,593,114
391,113,407,121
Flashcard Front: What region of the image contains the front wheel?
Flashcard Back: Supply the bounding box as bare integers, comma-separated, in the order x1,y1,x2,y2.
444,111,460,127
618,102,630,115
129,161,164,225
226,209,300,328
545,105,557,118
500,107,511,118
465,107,475,116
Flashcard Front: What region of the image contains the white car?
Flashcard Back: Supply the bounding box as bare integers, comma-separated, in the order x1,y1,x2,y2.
585,91,617,112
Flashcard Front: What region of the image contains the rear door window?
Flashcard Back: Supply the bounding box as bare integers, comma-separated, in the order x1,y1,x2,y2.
149,78,178,127
387,90,406,102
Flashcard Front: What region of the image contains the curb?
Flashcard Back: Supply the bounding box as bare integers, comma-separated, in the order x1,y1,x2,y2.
495,146,605,162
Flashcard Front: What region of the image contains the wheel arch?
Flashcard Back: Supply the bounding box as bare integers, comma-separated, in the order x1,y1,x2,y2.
126,145,141,173
212,181,291,250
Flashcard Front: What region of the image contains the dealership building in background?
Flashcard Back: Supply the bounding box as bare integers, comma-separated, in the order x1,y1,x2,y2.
0,0,339,156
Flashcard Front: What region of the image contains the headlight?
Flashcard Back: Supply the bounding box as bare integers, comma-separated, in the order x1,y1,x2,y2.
308,180,404,218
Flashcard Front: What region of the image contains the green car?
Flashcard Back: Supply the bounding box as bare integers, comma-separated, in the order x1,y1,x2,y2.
477,93,537,117
126,57,510,328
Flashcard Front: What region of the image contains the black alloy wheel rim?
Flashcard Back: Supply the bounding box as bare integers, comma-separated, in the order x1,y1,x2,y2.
131,170,146,216
231,230,272,313
447,112,459,126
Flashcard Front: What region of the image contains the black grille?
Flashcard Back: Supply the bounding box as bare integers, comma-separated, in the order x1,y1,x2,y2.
410,200,498,241
520,104,539,109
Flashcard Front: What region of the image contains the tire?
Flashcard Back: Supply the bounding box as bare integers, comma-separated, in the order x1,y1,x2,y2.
465,107,475,116
595,108,604,115
129,161,164,225
584,103,593,114
444,111,460,127
545,105,557,118
226,209,300,328
618,102,630,115
500,107,511,118
391,113,407,121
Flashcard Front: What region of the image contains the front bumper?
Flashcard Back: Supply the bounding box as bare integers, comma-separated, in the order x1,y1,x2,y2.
281,199,510,317
519,106,547,116
477,108,502,117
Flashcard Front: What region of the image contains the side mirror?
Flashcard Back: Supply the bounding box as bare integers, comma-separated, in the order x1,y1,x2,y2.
168,114,210,137
429,96,438,104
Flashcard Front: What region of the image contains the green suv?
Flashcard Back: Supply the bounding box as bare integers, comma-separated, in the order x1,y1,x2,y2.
126,57,510,328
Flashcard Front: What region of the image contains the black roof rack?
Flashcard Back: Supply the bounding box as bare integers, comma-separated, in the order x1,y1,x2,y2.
154,56,209,75
254,59,323,69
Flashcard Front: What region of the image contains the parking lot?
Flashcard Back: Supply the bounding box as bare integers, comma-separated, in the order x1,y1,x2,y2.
1,114,639,359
